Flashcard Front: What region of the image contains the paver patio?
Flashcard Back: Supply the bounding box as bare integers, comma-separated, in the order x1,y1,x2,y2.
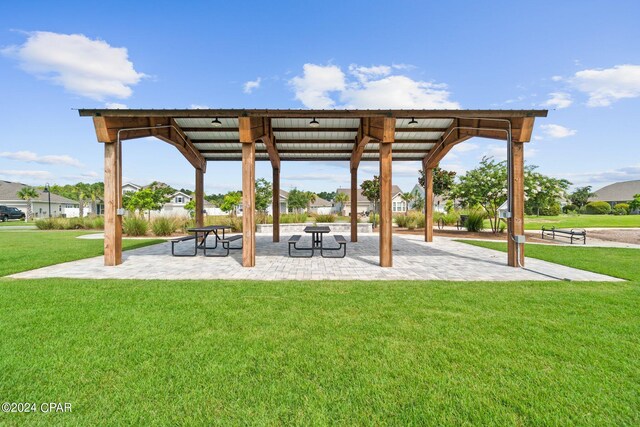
10,234,619,281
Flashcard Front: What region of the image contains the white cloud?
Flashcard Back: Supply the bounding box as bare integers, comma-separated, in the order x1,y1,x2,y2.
243,77,262,94
551,75,563,82
570,64,640,107
290,64,346,108
539,124,577,138
105,102,127,109
0,169,53,181
189,104,210,109
558,164,640,188
438,162,467,176
348,64,391,82
451,142,479,153
2,31,146,100
289,63,459,109
0,150,84,167
542,92,573,109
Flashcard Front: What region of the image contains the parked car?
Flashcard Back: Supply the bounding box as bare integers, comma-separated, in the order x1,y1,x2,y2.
0,205,26,221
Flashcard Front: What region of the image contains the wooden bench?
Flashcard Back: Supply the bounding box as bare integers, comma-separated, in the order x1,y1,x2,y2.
171,235,197,256
205,234,243,257
288,235,313,258
541,226,586,244
321,235,347,258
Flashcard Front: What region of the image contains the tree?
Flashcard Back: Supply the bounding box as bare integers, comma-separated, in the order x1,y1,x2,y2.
333,192,349,215
87,182,104,217
451,157,507,233
287,188,309,213
220,191,242,216
205,193,225,207
411,189,425,212
361,176,380,227
316,191,336,202
569,186,594,208
418,166,457,197
400,192,414,214
629,194,640,213
255,179,272,215
16,186,39,221
184,199,196,217
74,182,90,218
123,188,170,220
305,191,317,211
525,168,570,216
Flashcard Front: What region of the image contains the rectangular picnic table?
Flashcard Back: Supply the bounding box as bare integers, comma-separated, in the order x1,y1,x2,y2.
304,225,331,249
187,225,232,250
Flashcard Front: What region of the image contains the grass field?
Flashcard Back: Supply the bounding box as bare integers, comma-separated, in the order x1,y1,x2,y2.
458,240,640,281
523,214,640,230
0,220,35,226
0,231,162,276
1,231,639,424
0,278,638,425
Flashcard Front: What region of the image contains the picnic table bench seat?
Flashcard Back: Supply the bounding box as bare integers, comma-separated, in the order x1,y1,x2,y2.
205,234,243,257
288,234,313,258
320,235,347,258
170,235,197,257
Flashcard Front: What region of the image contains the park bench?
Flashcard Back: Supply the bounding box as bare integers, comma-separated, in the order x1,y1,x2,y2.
320,235,347,258
205,234,243,257
288,235,314,258
541,226,586,244
171,235,197,256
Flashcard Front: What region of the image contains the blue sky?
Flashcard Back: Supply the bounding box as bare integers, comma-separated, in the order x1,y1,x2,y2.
1,0,639,195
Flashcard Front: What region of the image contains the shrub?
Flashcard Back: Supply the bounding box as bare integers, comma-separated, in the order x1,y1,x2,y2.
35,218,56,230
151,217,176,236
394,215,409,228
464,211,486,232
539,202,562,216
442,212,460,226
406,217,417,230
368,213,380,225
563,204,578,214
415,213,425,228
614,203,630,215
585,201,612,215
315,214,336,223
123,216,148,236
280,213,308,223
89,216,104,229
256,212,273,224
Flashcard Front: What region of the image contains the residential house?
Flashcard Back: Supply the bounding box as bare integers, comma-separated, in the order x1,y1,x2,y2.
335,185,406,216
265,190,332,215
122,183,223,217
0,180,79,218
590,180,640,212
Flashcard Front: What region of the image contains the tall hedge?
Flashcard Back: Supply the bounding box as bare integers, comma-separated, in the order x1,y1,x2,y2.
584,201,612,215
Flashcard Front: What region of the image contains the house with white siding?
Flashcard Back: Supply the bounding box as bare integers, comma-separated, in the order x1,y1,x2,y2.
0,180,79,218
335,185,406,216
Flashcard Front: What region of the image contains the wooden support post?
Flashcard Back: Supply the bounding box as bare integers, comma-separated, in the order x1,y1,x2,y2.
195,167,204,227
379,118,395,267
424,166,433,242
272,167,280,242
508,141,525,267
351,168,358,242
104,140,122,266
240,117,256,267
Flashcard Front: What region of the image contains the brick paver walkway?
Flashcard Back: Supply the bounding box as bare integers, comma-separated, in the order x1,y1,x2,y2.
10,234,620,281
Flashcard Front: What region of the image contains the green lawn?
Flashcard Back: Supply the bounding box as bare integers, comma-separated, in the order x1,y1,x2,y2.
0,278,638,425
523,214,640,230
458,240,640,281
0,220,35,226
0,231,163,276
1,231,639,424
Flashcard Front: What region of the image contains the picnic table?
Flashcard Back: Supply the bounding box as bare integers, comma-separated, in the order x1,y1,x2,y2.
171,225,240,257
304,225,331,249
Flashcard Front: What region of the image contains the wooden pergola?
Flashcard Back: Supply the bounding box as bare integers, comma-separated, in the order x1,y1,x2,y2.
79,109,547,268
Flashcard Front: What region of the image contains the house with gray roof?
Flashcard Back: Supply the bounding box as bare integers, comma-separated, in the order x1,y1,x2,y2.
0,180,79,219
335,185,405,216
590,180,640,212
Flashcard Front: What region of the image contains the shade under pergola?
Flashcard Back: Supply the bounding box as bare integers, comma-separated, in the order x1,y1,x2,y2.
80,108,547,269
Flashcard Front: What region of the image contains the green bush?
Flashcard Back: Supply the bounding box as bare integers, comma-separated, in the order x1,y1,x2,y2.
394,214,409,228
123,216,148,236
406,217,418,230
585,201,612,215
562,204,578,213
151,217,176,236
464,211,486,232
35,218,56,230
368,213,380,225
280,213,308,223
539,202,562,216
315,214,336,223
415,213,425,229
442,212,460,226
614,203,630,215
35,216,105,230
